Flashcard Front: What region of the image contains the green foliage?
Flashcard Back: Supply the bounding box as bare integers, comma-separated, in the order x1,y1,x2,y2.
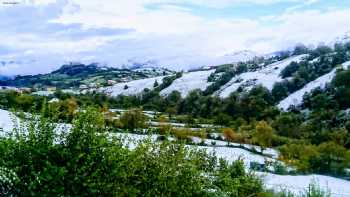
272,82,289,101
0,63,174,89
214,159,264,197
274,46,350,102
273,113,303,138
279,141,350,175
1,42,350,179
293,44,309,56
280,62,300,78
119,108,147,131
0,166,19,196
0,108,268,196
253,121,273,153
299,181,331,197
269,181,331,197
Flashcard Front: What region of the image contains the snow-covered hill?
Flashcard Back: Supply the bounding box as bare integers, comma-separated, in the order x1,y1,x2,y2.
217,54,308,98
98,54,313,99
160,70,215,97
278,61,350,110
332,31,350,45
100,76,165,96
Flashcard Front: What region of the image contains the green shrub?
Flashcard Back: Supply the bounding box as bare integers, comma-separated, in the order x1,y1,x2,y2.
0,166,19,196
0,108,266,196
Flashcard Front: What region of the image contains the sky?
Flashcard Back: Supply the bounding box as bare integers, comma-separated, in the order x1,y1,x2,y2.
0,0,350,75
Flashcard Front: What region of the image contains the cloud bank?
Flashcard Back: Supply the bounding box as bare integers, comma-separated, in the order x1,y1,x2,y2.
0,0,349,75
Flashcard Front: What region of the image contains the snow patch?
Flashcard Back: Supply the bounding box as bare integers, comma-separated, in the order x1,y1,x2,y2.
0,109,16,135
101,76,165,96
160,70,215,97
260,172,350,197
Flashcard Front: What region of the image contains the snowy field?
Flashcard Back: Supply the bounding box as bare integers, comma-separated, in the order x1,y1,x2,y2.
100,76,165,96
1,109,350,196
260,172,350,197
0,109,17,135
217,55,308,98
160,70,215,97
278,61,350,110
0,109,71,138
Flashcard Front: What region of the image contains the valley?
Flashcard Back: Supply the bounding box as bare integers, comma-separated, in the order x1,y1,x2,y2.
1,26,350,197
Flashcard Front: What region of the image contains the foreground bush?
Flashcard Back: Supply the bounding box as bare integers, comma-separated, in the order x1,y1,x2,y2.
0,108,265,196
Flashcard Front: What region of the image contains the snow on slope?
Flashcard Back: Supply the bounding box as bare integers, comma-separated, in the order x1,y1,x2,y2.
217,55,308,98
100,76,165,96
160,69,215,97
0,109,16,135
196,146,272,166
0,109,71,138
278,61,350,110
261,172,350,197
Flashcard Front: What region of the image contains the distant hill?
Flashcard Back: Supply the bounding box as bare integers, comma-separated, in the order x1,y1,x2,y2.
0,63,174,89
0,75,10,80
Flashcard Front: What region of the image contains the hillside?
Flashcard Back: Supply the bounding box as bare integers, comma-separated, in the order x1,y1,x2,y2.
2,42,350,195
91,42,350,113
216,54,308,98
160,70,216,97
0,63,174,89
2,42,350,113
278,61,350,110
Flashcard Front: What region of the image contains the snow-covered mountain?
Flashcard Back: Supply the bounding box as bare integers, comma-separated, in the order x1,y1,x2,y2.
119,50,258,71
210,50,259,67
333,31,350,45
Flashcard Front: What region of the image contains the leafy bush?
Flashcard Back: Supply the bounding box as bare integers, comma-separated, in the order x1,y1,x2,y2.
119,108,148,131
299,181,331,197
0,108,268,196
0,166,19,196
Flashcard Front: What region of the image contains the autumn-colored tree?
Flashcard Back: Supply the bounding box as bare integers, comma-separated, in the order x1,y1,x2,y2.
253,121,273,154
222,128,236,145
157,115,173,135
67,98,78,117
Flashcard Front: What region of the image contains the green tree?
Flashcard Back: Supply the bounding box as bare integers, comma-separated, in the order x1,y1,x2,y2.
317,142,350,175
153,80,159,87
273,113,302,138
253,121,273,153
119,108,147,131
272,81,289,101
0,108,268,196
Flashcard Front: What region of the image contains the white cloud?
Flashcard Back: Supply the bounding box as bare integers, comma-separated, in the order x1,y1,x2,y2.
0,0,350,75
286,0,320,12
149,0,305,8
